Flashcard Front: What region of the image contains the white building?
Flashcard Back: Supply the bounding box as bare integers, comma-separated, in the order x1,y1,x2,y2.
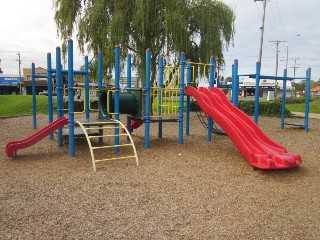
238,77,294,100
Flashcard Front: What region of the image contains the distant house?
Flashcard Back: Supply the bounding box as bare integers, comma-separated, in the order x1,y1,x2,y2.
310,86,320,97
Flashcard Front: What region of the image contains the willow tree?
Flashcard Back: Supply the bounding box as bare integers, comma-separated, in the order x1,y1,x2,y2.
54,0,235,85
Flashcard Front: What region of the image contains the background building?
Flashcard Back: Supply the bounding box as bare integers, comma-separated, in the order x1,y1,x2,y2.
0,75,22,95
22,67,48,95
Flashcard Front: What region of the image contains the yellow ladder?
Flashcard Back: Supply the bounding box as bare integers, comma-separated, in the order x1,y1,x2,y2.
75,120,139,171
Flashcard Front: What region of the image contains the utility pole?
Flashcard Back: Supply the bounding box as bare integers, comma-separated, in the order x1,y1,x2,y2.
270,40,287,98
290,57,300,78
255,0,267,64
16,52,22,94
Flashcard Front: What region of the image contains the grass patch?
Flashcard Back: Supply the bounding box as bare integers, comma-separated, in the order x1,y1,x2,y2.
0,95,57,117
286,100,320,114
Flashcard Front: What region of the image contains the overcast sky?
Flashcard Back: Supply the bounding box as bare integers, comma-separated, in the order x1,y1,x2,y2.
0,0,319,80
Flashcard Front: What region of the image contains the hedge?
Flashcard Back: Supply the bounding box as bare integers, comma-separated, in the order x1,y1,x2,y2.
190,100,293,118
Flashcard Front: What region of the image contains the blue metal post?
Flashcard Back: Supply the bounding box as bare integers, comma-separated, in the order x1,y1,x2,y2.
178,53,185,145
97,51,103,142
207,56,215,142
127,54,132,88
114,46,121,152
56,47,63,147
254,62,261,124
47,53,54,140
31,63,37,129
98,52,103,89
84,56,90,120
144,49,152,149
186,59,191,136
304,68,311,132
68,40,75,157
280,69,287,129
231,64,235,105
234,59,239,107
158,55,164,139
126,54,132,134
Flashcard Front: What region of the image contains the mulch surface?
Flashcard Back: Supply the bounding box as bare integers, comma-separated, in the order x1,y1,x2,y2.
1,113,320,239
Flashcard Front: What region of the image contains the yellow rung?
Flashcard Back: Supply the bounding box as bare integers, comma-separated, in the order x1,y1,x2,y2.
80,122,116,126
89,133,127,139
95,155,137,163
83,126,120,131
92,143,133,150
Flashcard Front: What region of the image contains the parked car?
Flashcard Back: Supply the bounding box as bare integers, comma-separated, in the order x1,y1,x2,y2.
39,90,48,95
39,91,57,96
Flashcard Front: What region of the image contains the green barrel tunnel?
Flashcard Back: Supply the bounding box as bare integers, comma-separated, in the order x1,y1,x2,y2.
99,88,142,120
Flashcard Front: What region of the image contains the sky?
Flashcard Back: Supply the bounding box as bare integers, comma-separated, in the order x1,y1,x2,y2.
0,0,319,81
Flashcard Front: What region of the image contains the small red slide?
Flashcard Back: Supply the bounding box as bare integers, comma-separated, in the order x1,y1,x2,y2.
186,86,302,169
130,120,143,130
123,120,143,133
6,117,69,157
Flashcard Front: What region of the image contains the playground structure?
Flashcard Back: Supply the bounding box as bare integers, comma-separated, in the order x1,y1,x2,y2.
5,39,313,170
230,59,312,131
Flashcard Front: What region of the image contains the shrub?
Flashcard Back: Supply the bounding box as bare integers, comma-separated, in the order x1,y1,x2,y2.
239,101,293,118
189,100,293,118
277,97,314,104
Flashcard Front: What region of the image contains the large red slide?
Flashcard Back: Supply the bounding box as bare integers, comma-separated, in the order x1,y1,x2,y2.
6,117,69,157
186,86,302,169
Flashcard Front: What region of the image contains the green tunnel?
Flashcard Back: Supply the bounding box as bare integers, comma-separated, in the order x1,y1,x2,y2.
98,88,142,120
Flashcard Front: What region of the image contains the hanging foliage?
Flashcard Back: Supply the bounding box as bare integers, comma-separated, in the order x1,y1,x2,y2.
53,0,235,85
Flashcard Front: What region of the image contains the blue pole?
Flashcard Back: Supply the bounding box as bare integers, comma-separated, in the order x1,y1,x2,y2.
97,51,103,141
114,46,121,152
56,47,63,148
254,62,261,124
31,63,37,129
231,63,235,105
158,55,164,139
144,49,152,149
186,59,191,136
47,53,54,140
178,53,185,145
281,69,287,129
126,54,132,134
68,40,75,157
98,52,103,89
304,68,311,132
127,54,132,88
84,56,90,120
207,56,215,142
234,59,239,107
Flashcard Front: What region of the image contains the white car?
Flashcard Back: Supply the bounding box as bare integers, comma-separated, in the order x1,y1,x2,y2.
39,90,48,95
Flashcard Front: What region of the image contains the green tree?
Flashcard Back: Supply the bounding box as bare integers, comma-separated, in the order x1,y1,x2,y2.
310,79,320,89
54,0,235,85
293,80,320,92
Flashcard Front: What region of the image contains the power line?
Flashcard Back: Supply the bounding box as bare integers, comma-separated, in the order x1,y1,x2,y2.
274,0,288,40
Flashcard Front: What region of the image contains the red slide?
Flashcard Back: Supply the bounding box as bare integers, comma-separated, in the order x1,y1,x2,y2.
186,86,302,169
123,120,143,133
131,120,143,130
6,117,69,157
